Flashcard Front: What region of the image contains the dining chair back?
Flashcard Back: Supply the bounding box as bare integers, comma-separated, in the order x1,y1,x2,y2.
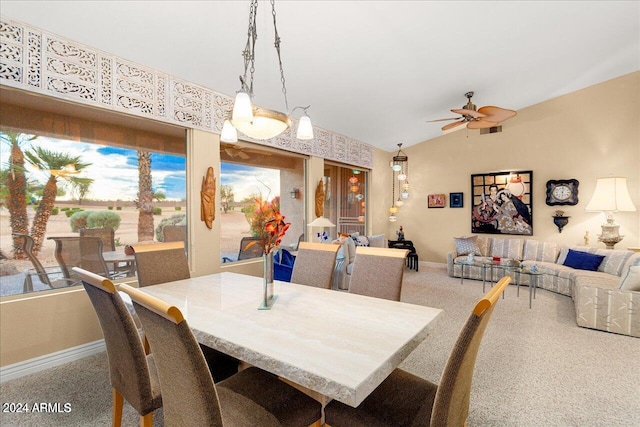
291,241,340,289
120,284,322,427
348,246,409,301
80,227,116,251
73,267,162,427
131,241,190,287
324,276,512,427
237,236,264,260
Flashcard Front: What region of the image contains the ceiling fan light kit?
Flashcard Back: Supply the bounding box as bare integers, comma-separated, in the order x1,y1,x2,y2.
428,91,517,134
221,0,313,143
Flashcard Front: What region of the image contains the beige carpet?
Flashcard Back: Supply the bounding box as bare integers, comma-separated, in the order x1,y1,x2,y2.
1,265,638,426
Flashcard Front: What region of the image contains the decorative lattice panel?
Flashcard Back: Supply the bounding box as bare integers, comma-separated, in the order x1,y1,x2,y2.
0,17,373,168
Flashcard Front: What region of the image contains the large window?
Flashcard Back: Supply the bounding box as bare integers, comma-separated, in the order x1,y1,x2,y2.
0,87,186,297
219,142,305,262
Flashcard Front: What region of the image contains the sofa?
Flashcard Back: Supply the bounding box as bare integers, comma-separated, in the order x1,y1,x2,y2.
333,233,388,290
447,235,640,338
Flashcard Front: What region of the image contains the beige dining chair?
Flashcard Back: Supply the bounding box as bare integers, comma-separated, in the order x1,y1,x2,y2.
50,236,116,281
131,241,190,287
131,240,239,382
119,284,323,427
348,246,410,301
80,227,116,251
324,276,511,427
291,241,341,289
73,267,162,427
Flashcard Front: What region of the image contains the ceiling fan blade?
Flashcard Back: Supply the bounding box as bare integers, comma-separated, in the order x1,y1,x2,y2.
426,117,460,123
224,148,238,157
477,106,517,123
451,108,486,119
238,151,250,160
467,119,499,129
442,120,466,132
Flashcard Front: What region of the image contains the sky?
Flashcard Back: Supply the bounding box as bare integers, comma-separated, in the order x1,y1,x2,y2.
1,134,279,202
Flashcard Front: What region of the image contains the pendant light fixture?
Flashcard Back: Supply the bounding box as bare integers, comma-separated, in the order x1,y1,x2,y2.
222,0,313,142
390,143,409,221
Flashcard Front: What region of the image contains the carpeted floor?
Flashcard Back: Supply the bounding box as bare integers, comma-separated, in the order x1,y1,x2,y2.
1,266,638,426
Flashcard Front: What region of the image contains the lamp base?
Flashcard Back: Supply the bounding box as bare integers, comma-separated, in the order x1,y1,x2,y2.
598,220,624,250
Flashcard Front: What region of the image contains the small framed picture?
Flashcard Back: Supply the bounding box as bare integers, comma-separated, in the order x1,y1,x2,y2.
428,193,446,208
450,192,464,208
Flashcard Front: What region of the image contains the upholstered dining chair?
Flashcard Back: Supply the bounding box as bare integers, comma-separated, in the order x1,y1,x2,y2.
291,241,341,289
131,240,239,382
348,246,410,301
324,276,511,427
119,284,323,427
49,236,115,281
131,241,190,287
72,267,162,427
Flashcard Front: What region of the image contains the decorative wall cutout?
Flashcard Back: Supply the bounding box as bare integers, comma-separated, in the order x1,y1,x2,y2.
0,17,373,169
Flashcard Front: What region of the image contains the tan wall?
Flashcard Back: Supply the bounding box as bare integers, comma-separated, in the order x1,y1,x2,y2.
0,289,103,366
369,72,640,262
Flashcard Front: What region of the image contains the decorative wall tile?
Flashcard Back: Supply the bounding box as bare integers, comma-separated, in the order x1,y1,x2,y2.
0,17,373,169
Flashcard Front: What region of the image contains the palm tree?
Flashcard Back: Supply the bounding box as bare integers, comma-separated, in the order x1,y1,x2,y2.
1,131,37,259
25,147,92,254
137,151,154,241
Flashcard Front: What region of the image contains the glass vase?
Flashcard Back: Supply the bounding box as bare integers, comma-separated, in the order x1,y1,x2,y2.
259,251,276,310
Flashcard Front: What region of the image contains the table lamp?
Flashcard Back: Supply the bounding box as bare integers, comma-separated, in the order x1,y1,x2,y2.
585,177,636,249
307,217,336,242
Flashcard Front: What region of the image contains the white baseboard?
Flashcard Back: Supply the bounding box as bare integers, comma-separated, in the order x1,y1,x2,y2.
0,340,105,383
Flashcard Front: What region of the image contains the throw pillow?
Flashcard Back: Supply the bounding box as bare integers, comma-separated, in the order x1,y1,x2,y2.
562,249,605,271
454,236,481,256
619,265,640,291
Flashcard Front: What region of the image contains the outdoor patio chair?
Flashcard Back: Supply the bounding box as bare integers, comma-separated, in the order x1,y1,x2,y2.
12,233,76,292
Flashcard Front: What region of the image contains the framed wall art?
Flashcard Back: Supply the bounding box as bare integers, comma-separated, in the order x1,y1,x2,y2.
428,193,446,208
470,170,533,235
450,192,463,208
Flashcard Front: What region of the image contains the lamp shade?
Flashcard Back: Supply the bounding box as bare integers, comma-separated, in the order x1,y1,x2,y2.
585,177,636,212
232,91,253,123
307,217,336,228
296,115,314,140
220,119,238,143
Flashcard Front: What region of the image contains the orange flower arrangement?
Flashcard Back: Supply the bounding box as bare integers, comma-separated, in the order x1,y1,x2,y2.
246,196,290,255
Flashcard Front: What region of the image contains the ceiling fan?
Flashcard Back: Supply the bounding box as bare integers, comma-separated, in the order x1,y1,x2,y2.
220,144,272,160
427,91,517,133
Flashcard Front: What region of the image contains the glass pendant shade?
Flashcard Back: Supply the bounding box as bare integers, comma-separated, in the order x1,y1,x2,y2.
401,191,410,199
232,107,292,140
296,115,314,140
396,198,404,207
232,91,253,123
392,164,402,172
397,173,407,181
389,205,398,214
220,119,238,143
389,215,397,222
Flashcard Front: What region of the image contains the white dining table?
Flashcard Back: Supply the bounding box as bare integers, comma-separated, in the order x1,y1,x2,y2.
134,272,443,407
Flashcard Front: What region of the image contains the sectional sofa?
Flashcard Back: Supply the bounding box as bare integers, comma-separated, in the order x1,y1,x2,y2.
447,236,640,338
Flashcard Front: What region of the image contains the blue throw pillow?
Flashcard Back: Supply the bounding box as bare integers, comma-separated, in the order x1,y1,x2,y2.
562,249,605,271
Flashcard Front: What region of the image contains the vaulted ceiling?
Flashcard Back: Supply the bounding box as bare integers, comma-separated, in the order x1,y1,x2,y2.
2,1,638,151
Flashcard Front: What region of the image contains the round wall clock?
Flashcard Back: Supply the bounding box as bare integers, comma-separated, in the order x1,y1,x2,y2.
546,179,579,206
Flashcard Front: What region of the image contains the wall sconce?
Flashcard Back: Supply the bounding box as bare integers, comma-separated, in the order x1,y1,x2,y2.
290,188,300,199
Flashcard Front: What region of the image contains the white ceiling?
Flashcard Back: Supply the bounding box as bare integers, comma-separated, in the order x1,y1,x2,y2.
1,1,639,152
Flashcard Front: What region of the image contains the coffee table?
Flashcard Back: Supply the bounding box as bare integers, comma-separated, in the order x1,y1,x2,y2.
453,259,542,308
486,262,543,308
